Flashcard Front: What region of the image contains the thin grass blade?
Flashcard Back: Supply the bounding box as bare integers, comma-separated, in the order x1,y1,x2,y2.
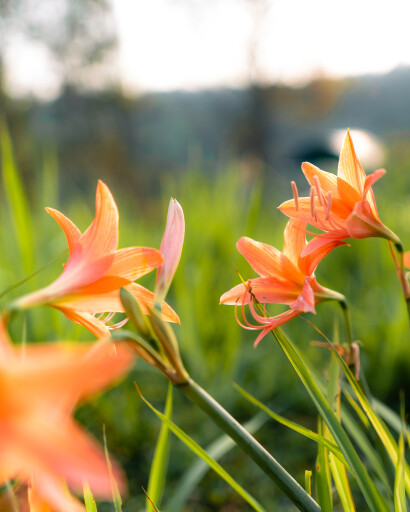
316,417,333,512
138,387,266,512
83,482,98,512
146,383,173,511
234,383,347,466
0,122,34,274
271,327,390,512
164,412,266,512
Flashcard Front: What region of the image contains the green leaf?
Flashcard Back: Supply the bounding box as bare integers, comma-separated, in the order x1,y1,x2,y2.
234,383,347,466
329,453,355,511
394,435,406,512
0,121,34,274
83,482,98,512
103,426,123,512
305,470,312,496
341,404,391,496
146,383,173,511
316,418,333,512
138,387,266,512
164,412,267,512
271,327,390,512
322,333,410,498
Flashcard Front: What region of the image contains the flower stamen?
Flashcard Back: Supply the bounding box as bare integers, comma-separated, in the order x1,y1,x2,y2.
291,181,299,211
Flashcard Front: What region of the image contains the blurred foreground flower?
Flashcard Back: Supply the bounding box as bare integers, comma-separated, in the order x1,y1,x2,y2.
13,181,179,338
279,129,400,254
220,220,345,345
155,198,185,304
0,315,135,512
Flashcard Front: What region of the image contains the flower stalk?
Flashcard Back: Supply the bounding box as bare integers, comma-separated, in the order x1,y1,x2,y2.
178,378,321,512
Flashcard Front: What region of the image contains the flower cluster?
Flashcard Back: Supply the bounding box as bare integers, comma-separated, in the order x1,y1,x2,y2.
4,183,185,511
221,129,402,345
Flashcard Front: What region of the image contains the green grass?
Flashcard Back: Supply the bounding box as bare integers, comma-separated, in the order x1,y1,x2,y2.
2,127,410,510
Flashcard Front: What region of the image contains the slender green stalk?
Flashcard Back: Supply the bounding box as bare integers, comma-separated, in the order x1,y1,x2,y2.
178,378,321,512
338,301,353,347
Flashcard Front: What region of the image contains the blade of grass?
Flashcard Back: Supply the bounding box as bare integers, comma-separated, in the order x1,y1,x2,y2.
316,417,333,512
394,434,406,512
234,382,348,466
138,386,266,512
83,482,98,512
103,425,123,512
0,121,34,274
341,404,391,496
305,471,312,496
146,383,173,511
311,324,410,498
271,327,390,512
178,378,321,512
164,412,267,512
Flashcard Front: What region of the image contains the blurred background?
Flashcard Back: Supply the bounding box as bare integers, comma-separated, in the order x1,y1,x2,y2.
2,0,410,510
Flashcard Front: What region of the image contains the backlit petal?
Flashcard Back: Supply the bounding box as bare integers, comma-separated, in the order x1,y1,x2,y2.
220,276,301,306
29,477,85,512
46,208,81,254
301,162,338,195
337,130,366,194
282,219,307,268
110,247,163,281
362,168,386,217
155,198,185,303
58,308,111,338
237,236,283,278
299,235,348,275
346,200,400,243
126,282,180,324
289,278,315,313
61,181,119,288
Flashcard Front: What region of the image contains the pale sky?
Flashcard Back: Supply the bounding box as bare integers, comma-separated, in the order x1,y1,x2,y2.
5,0,410,98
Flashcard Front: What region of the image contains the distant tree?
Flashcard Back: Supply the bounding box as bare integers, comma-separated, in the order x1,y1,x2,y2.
0,0,118,97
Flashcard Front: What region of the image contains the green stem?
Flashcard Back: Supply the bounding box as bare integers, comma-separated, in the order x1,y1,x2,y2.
338,300,353,347
178,378,321,512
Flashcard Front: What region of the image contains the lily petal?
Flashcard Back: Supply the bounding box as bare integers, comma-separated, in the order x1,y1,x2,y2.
126,283,180,324
346,200,400,243
61,181,119,288
220,276,302,306
29,476,85,512
282,219,307,268
58,309,111,338
337,129,366,194
289,277,315,313
237,236,286,279
299,235,347,275
46,208,82,254
155,199,185,303
110,247,163,281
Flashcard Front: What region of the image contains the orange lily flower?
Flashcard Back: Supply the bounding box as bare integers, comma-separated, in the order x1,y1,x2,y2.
220,220,345,345
0,316,135,512
279,129,400,255
14,181,179,338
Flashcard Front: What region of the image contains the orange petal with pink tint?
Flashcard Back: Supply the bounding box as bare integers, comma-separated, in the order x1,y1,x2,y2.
346,200,400,243
155,199,185,303
46,208,82,254
237,237,284,278
337,129,366,194
110,247,163,281
220,276,301,306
